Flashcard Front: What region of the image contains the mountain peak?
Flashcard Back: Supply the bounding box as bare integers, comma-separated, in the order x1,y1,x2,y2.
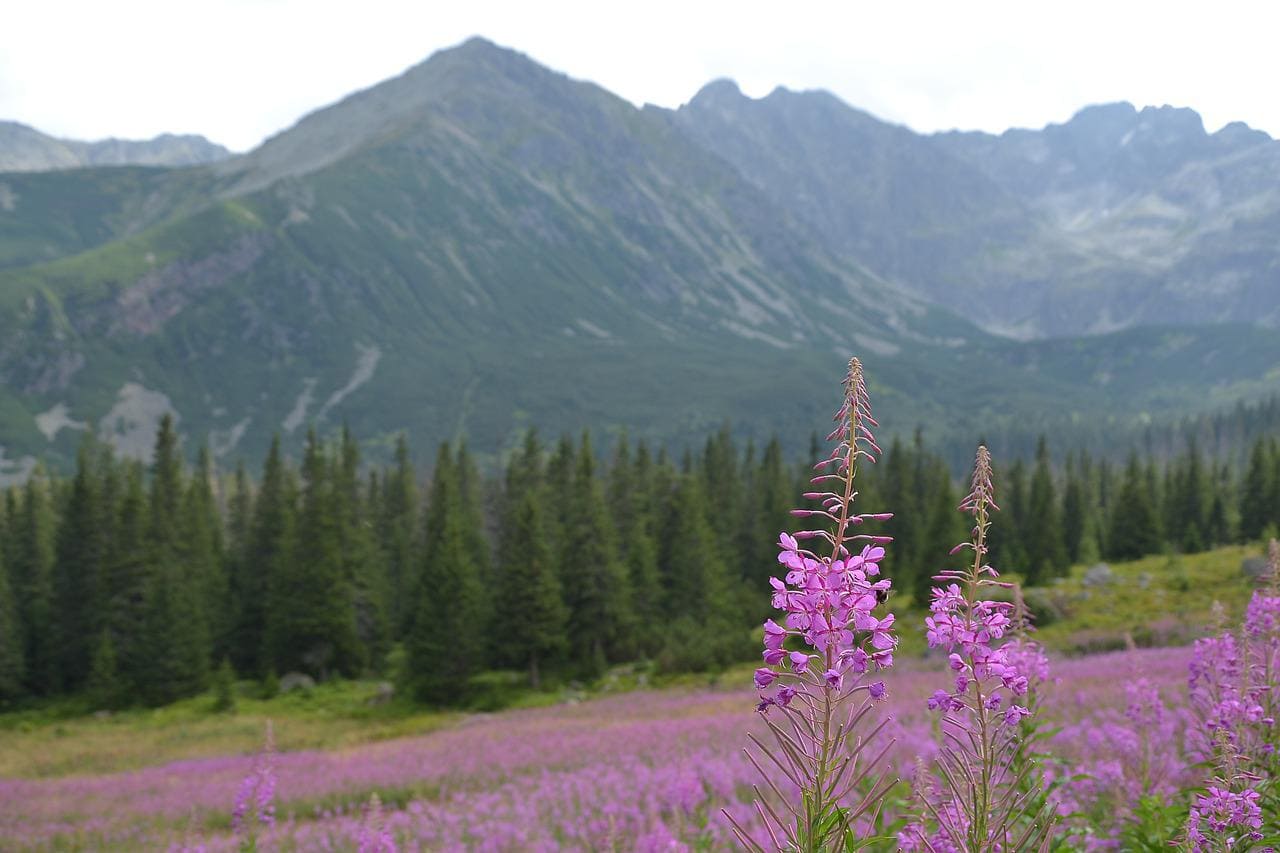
687,78,745,108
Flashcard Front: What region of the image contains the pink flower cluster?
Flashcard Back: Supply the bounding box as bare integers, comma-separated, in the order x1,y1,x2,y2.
1186,786,1264,850
756,535,895,706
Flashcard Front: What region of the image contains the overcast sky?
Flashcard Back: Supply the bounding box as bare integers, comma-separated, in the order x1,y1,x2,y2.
3,1,1277,152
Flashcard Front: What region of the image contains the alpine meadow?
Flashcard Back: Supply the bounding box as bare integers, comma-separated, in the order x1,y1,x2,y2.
2,24,1280,853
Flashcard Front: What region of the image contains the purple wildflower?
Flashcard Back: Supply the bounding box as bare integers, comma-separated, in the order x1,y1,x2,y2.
725,357,899,851
913,446,1055,847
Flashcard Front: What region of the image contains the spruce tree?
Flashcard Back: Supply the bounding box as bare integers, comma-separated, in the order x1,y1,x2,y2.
1025,437,1067,584
1240,438,1273,541
337,428,390,670
658,474,737,668
1061,455,1087,565
53,436,109,691
267,430,361,678
562,434,633,671
405,443,488,703
380,434,418,636
1107,455,1163,560
103,465,151,703
86,629,120,710
0,540,24,702
13,469,57,694
140,417,210,701
239,437,293,676
497,491,567,687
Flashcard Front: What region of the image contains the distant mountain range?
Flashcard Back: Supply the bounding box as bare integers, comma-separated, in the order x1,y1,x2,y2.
0,121,231,172
0,38,1276,477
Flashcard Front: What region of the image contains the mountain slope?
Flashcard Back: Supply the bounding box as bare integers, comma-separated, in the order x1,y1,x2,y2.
0,121,231,172
0,39,1277,480
672,87,1280,338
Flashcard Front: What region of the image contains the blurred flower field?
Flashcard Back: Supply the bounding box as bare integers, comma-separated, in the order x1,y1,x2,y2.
0,646,1204,850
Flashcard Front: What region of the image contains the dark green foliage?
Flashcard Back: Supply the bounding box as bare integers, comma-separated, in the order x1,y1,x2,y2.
240,438,295,676
52,436,109,692
0,538,24,702
561,435,634,670
496,492,567,687
266,430,362,679
1108,455,1164,561
86,629,120,710
379,435,418,635
1241,438,1274,541
1025,437,1068,584
12,471,57,694
658,474,740,670
404,444,489,703
212,658,236,713
0,402,1276,715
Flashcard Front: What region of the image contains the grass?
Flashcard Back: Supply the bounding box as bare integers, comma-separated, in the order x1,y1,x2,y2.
0,541,1270,781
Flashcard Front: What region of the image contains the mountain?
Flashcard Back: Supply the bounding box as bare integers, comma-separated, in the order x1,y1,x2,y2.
674,85,1280,338
0,38,1277,479
0,121,231,172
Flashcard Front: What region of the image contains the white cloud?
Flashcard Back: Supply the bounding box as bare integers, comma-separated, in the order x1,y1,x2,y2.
1,0,1277,152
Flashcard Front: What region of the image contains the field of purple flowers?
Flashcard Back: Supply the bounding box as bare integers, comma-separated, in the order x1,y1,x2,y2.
0,645,1231,851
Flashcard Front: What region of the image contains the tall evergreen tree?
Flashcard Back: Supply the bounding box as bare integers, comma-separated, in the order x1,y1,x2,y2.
1240,438,1273,541
13,469,57,694
1061,455,1087,565
236,437,293,676
656,472,743,670
1107,454,1163,561
496,491,567,687
0,536,24,702
380,434,418,636
103,465,152,702
1024,437,1067,584
266,430,361,678
562,434,633,670
337,427,390,670
405,443,488,702
53,435,109,691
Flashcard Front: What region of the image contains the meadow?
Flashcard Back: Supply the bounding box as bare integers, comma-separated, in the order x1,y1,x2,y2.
1,537,1274,851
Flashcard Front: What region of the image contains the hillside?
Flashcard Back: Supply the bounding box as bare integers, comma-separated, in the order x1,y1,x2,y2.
0,38,1278,476
0,120,230,173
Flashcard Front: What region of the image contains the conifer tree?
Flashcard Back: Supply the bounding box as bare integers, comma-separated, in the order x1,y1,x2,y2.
1240,438,1273,541
238,437,293,676
184,447,227,659
562,434,633,670
13,469,57,694
53,436,109,690
0,540,24,702
405,443,488,702
380,434,418,635
337,428,390,670
658,474,737,667
267,430,361,678
139,418,210,701
497,491,567,687
86,629,120,710
1061,455,1087,565
103,465,151,702
1107,454,1163,560
1025,437,1067,584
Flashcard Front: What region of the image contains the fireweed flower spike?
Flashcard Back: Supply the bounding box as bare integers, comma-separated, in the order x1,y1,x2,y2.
724,357,900,851
231,721,278,842
907,447,1055,852
1182,537,1280,847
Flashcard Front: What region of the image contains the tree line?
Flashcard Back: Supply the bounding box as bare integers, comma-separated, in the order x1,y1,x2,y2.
0,418,1278,708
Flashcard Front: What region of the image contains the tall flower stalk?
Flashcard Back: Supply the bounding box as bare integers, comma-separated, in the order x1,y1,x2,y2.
907,446,1054,851
726,357,899,851
1181,538,1280,848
